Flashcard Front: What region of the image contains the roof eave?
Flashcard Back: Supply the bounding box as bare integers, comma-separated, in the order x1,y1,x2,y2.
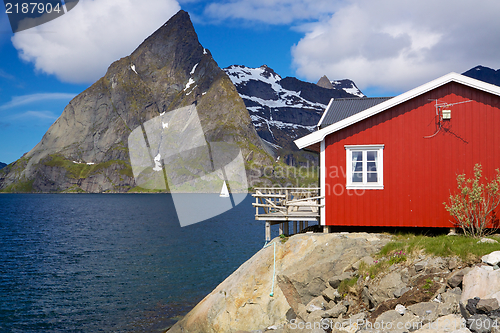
294,72,500,149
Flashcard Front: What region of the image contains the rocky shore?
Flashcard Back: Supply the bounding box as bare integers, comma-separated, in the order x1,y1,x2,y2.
167,233,500,333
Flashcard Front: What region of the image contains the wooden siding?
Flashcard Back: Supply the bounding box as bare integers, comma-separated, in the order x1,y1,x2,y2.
324,82,500,227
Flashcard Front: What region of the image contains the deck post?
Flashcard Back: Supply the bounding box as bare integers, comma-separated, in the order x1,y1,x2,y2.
323,225,329,233
293,221,297,234
299,221,303,232
305,221,308,229
265,221,271,242
284,222,289,236
279,223,283,235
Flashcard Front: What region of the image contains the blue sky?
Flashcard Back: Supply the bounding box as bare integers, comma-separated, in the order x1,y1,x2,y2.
1,0,500,164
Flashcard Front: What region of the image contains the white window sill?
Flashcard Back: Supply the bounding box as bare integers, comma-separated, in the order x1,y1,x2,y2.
346,185,384,190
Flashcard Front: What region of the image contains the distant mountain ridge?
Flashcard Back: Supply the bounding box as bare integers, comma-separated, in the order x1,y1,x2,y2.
223,65,364,163
463,65,500,86
0,162,6,170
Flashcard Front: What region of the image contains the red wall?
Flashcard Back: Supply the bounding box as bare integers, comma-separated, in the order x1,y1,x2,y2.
324,82,500,227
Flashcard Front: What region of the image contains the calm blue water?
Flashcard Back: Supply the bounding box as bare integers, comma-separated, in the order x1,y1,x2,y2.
0,194,275,332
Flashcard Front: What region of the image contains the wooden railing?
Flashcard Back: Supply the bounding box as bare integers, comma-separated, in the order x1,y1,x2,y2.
252,187,322,217
252,187,323,241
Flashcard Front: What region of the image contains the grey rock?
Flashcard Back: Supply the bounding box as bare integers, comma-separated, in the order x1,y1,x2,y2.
349,312,367,322
461,301,471,320
285,307,296,322
352,256,375,271
466,298,481,315
306,296,327,313
440,289,462,314
329,272,354,289
375,309,403,323
482,251,500,266
476,298,500,313
418,314,469,333
462,267,500,305
449,257,461,271
415,261,427,272
394,286,411,298
322,287,341,303
478,238,498,244
362,286,375,309
323,303,347,318
400,268,410,284
427,257,450,274
375,310,420,333
369,271,407,306
448,268,472,288
468,314,493,333
408,301,440,324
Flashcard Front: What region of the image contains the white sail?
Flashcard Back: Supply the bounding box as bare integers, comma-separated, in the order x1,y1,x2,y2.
220,180,229,197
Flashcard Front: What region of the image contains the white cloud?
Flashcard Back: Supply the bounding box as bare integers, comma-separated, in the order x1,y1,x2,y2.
9,110,58,120
12,0,180,84
203,0,344,24
292,0,500,93
0,93,76,110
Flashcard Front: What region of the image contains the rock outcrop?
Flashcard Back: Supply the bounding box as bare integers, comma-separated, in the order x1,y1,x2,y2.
167,233,390,333
167,233,500,333
0,11,272,193
316,75,334,90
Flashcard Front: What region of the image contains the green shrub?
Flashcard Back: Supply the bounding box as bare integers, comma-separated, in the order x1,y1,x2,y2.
444,164,500,237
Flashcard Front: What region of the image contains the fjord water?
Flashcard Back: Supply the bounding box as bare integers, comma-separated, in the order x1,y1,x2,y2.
0,194,269,332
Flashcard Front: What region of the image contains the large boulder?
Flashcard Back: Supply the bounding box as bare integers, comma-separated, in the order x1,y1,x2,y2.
367,271,407,306
462,266,500,305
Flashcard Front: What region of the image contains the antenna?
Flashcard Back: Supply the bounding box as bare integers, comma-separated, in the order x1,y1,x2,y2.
424,99,472,139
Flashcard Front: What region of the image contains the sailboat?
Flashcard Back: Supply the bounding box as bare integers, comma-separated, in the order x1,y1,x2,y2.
220,181,229,197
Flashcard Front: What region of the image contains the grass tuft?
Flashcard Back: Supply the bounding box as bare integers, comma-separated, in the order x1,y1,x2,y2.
379,233,500,262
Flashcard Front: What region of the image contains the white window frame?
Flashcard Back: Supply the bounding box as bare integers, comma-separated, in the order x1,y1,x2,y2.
345,144,384,190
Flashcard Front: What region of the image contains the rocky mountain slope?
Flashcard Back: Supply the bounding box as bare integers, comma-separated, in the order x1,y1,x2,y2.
463,66,500,86
223,65,363,165
168,233,500,333
0,11,273,193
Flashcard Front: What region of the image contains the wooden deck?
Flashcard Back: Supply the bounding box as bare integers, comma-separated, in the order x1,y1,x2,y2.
252,187,323,241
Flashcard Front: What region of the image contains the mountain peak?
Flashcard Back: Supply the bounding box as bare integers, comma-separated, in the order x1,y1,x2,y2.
463,65,500,87
317,75,334,89
0,10,271,193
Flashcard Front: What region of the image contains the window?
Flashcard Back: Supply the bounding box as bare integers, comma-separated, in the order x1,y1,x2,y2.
345,145,384,189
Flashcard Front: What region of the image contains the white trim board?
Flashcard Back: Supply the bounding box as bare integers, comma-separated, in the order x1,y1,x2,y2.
295,72,500,150
317,98,334,129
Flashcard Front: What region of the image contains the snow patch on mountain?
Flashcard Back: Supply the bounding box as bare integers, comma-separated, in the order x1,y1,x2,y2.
331,80,365,98
224,64,363,152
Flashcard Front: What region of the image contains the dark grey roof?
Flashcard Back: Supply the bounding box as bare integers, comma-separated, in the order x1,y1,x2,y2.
319,97,393,128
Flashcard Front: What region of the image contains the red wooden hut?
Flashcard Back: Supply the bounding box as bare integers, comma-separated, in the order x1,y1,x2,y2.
295,73,500,229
